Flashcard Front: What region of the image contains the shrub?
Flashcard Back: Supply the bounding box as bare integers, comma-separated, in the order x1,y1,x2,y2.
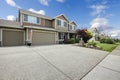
75,38,80,43
87,41,96,47
100,38,114,44
70,38,75,44
64,38,70,44
76,29,93,43
100,38,106,43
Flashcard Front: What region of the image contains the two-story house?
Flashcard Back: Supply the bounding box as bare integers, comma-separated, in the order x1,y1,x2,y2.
0,9,77,46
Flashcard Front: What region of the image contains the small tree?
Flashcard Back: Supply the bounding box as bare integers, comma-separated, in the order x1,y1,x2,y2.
76,29,93,43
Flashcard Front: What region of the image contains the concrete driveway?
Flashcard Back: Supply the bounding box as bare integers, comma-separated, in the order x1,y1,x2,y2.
0,45,108,80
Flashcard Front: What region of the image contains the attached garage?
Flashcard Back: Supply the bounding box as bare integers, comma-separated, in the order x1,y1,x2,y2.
32,30,55,45
3,29,24,46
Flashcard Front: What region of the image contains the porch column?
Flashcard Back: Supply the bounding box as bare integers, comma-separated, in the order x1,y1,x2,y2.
26,28,29,41
67,33,70,39
0,28,3,46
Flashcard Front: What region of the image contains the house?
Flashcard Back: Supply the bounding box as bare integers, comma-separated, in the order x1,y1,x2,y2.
0,9,77,46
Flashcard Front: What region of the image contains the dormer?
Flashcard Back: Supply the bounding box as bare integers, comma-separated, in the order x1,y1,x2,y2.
69,21,77,31
53,14,69,31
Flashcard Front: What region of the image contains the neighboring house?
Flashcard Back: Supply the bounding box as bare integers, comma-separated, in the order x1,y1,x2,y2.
0,9,77,46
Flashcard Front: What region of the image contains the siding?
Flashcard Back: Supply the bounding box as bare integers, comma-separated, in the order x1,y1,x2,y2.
22,18,45,27
45,19,52,28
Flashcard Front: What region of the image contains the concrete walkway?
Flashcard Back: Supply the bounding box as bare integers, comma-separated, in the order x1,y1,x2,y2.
82,46,120,80
0,45,108,80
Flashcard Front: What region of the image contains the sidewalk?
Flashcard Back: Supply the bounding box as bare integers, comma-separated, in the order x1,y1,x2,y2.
82,46,120,80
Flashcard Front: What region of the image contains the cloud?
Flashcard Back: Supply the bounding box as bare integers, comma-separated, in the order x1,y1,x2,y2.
28,8,45,15
5,0,20,8
6,15,15,21
104,29,120,39
39,0,49,6
90,5,108,16
90,17,110,31
89,17,120,39
56,0,65,3
101,0,107,4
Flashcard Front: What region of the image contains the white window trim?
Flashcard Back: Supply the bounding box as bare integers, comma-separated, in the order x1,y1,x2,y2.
23,14,41,25
56,18,67,27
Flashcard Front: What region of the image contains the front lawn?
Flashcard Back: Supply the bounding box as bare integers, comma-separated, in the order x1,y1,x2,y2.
96,42,119,52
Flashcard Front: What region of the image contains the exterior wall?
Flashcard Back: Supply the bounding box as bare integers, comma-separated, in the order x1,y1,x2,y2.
68,22,77,33
57,16,68,21
45,19,52,28
52,19,56,28
55,18,69,32
19,10,53,28
0,28,2,46
0,19,21,28
55,32,59,43
25,28,32,43
22,17,45,27
0,28,1,41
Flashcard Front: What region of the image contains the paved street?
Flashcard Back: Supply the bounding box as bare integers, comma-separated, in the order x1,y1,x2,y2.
82,46,120,80
0,45,108,80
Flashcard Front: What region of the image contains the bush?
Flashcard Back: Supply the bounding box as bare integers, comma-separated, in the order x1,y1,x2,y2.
100,38,114,44
76,29,93,43
70,38,75,44
75,38,80,43
87,41,96,47
64,38,70,44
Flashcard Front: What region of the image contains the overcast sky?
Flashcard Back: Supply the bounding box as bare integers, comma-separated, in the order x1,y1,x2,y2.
0,0,120,38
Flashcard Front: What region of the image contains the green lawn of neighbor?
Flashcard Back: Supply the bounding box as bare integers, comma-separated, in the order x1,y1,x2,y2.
96,42,119,52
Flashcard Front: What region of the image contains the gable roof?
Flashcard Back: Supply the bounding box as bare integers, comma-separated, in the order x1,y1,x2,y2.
70,21,77,26
19,9,52,20
54,14,69,22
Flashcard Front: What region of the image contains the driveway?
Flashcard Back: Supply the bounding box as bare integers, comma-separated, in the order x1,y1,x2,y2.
0,45,108,80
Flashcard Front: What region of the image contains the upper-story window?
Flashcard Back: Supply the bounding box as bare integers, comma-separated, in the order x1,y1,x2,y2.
70,24,76,30
57,19,67,27
64,22,67,27
24,14,40,24
57,20,61,26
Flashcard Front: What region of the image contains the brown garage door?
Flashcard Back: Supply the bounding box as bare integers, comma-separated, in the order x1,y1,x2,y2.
32,31,55,45
3,30,24,46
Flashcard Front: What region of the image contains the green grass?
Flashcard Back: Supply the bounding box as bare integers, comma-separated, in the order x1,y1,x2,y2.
96,42,119,52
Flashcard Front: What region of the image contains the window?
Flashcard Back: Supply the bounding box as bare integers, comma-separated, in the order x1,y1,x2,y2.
57,20,61,26
72,25,75,30
64,22,67,27
24,14,28,21
57,19,67,27
70,24,75,30
70,25,72,30
24,14,40,24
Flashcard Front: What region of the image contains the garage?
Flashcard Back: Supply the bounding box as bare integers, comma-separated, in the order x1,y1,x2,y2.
32,30,55,45
3,29,24,46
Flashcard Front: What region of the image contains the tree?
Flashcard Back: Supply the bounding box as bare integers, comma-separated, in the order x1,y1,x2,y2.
76,29,93,43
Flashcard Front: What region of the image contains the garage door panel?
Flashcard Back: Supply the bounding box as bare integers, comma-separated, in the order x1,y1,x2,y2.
32,31,55,45
3,30,24,46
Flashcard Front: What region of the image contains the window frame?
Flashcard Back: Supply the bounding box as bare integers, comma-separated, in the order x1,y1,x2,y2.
57,19,67,27
23,14,41,24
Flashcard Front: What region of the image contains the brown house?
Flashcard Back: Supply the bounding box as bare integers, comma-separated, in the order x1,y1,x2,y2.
0,9,77,46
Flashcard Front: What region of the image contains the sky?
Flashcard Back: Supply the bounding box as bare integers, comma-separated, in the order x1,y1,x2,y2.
0,0,120,38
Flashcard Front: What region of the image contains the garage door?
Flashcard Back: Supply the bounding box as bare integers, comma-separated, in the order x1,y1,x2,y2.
32,31,55,45
3,30,24,46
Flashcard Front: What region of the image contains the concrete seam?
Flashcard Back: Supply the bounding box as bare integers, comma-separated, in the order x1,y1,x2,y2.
98,63,120,73
79,53,109,80
30,48,73,80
